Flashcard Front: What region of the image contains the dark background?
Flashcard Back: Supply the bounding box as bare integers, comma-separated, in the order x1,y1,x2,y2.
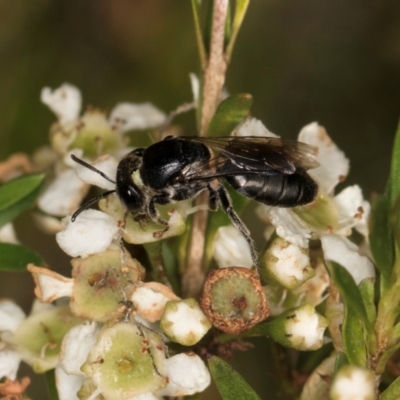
1,0,399,398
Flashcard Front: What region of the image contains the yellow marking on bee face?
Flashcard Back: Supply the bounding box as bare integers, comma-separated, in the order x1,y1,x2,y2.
132,170,143,186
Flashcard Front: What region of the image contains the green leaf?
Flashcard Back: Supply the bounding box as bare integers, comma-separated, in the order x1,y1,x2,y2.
225,0,250,63
207,93,253,137
46,369,60,400
381,376,400,400
327,262,373,333
208,355,261,400
369,194,394,290
162,241,181,294
342,305,367,366
0,243,44,271
390,120,400,207
0,173,45,228
359,278,376,324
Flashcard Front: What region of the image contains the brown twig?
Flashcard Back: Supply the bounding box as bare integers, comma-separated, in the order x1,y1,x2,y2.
182,0,229,298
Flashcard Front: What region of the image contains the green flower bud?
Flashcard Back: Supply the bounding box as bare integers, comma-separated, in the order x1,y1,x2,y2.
160,298,212,346
264,304,328,351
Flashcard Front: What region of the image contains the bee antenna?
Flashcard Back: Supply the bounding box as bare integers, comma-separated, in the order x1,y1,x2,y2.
71,190,116,222
70,154,116,185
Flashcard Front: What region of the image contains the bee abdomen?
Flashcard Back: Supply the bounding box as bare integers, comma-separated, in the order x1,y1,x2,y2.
224,170,318,207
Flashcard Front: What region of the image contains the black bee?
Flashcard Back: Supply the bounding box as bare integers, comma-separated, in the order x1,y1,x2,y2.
71,136,319,266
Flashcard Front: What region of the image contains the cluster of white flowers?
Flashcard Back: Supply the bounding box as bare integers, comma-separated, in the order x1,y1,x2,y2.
0,81,376,399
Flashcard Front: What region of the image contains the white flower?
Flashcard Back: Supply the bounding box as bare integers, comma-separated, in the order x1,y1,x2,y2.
131,282,180,323
56,209,119,258
42,83,166,133
28,265,74,302
157,353,211,397
321,235,375,284
330,365,374,400
0,300,25,380
37,168,89,218
258,122,370,253
0,300,82,375
235,117,277,137
59,322,100,376
160,298,212,346
109,103,166,132
41,83,82,126
55,366,84,400
0,223,19,244
213,225,253,268
261,236,314,289
266,304,328,351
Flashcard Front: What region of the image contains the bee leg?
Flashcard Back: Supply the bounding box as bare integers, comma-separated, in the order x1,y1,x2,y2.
148,196,170,239
208,185,219,211
216,185,259,271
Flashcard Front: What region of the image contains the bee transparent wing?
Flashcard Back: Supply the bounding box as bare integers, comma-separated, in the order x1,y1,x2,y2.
179,136,319,182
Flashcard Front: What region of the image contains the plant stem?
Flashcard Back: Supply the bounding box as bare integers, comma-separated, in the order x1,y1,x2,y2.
182,0,229,298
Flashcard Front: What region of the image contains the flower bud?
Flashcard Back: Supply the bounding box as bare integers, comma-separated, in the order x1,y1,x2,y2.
330,365,374,400
201,267,269,334
260,236,314,289
160,298,212,346
213,225,253,269
264,304,328,351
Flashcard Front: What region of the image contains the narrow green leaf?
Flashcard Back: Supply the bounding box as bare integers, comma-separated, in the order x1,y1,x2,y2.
359,278,376,324
381,376,400,400
342,305,367,366
46,369,60,400
225,0,250,63
208,355,261,400
327,262,373,333
207,93,253,137
0,173,45,228
333,353,348,373
0,243,44,271
370,194,394,288
191,0,207,69
390,120,400,207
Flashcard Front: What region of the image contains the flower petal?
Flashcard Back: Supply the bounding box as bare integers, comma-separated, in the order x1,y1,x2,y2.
41,83,82,125
213,225,253,268
333,185,370,237
37,169,89,217
56,210,119,258
298,123,349,194
260,206,312,248
235,117,277,137
59,322,100,376
131,282,180,323
158,353,211,397
0,300,25,333
0,223,19,244
55,365,84,400
109,103,166,132
321,235,375,284
70,152,117,191
0,350,22,380
28,265,74,303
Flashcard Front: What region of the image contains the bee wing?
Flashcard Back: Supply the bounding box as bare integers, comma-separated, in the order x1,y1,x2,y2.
179,136,319,182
